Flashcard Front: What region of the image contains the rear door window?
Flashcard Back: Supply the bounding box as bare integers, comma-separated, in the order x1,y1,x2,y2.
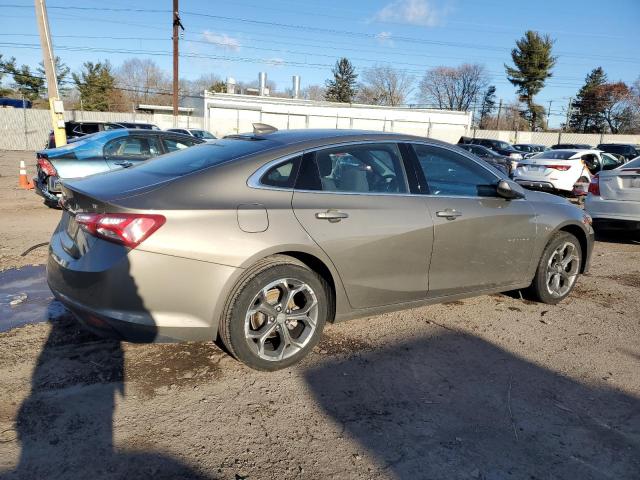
104,136,161,160
297,143,408,194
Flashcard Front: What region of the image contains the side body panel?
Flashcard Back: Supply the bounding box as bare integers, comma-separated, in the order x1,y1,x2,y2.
292,191,433,309
425,196,537,296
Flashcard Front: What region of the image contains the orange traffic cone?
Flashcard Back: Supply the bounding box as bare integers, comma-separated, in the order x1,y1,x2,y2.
19,160,34,190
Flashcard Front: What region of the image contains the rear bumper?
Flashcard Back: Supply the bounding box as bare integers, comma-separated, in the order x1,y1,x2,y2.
515,179,558,193
47,218,241,342
33,177,60,203
585,195,640,223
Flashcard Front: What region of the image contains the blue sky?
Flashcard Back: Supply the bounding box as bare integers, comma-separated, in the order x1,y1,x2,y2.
1,0,639,125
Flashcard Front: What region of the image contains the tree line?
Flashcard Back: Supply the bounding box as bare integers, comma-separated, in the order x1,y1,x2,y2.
1,28,638,133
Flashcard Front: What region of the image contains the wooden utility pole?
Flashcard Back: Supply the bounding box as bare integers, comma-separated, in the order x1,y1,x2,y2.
172,0,183,125
495,99,503,130
34,0,66,146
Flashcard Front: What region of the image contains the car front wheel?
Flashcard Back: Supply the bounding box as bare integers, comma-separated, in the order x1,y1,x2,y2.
219,255,330,371
528,231,582,304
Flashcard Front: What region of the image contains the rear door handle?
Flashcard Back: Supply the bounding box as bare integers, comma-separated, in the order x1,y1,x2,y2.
315,210,349,222
436,209,462,220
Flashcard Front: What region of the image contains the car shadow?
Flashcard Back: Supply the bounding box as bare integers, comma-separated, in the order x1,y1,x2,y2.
594,229,640,245
2,257,213,479
304,330,640,479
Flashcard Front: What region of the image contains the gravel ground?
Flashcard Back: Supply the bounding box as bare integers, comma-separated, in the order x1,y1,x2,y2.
0,150,638,479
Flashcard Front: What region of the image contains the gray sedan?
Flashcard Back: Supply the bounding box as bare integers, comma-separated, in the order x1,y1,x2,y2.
48,129,594,370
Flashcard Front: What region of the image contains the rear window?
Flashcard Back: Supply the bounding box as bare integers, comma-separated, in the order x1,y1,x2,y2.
599,145,630,154
134,138,278,176
531,151,576,160
624,157,640,168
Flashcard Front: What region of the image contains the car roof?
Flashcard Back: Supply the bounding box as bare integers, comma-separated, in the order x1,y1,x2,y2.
226,128,452,148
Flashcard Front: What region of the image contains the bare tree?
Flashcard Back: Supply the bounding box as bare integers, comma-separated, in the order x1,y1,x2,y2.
302,84,326,101
356,65,414,106
115,58,171,106
418,63,489,111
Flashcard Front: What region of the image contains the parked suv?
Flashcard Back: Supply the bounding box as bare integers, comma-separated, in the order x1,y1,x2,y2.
47,121,124,148
596,144,640,162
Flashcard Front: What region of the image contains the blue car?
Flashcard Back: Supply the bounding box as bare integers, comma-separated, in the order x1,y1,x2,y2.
34,129,203,207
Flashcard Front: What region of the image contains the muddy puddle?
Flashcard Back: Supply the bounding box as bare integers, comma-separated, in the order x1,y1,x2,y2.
0,265,68,332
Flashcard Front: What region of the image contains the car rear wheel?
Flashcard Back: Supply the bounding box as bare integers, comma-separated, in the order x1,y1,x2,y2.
528,232,582,304
219,255,330,371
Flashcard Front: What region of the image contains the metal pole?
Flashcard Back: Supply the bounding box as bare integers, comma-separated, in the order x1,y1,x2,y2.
34,0,66,146
23,95,28,150
172,0,180,125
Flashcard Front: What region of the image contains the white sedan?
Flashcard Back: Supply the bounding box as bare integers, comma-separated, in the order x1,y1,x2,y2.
513,149,621,195
585,156,640,230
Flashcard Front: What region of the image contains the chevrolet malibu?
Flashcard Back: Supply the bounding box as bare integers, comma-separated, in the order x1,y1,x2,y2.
48,129,594,371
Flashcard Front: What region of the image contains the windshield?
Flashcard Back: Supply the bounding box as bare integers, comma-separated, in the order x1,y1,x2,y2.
134,138,279,176
531,151,577,160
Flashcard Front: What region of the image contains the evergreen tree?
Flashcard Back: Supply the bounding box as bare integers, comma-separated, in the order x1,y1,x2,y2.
9,64,45,101
0,54,16,97
72,61,118,111
505,31,556,130
325,58,358,103
568,67,607,133
37,56,71,97
478,85,496,128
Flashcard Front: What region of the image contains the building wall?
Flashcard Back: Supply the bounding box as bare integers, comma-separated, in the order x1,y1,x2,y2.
202,93,472,143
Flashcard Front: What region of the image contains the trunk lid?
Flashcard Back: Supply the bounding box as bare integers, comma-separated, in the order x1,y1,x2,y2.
599,167,640,201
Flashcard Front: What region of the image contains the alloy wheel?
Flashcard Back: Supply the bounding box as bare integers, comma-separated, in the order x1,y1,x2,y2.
244,278,319,362
545,242,580,297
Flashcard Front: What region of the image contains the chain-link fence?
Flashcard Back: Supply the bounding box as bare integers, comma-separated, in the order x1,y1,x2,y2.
469,128,640,147
0,109,203,151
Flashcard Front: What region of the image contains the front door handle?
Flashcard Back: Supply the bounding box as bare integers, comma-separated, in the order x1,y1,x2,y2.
114,160,133,168
436,209,462,220
315,210,349,222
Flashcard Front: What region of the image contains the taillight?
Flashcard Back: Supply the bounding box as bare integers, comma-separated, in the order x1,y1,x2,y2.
37,157,57,176
588,175,600,196
546,164,571,171
75,213,166,248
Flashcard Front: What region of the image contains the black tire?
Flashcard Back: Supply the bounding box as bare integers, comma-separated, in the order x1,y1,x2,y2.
527,231,582,304
219,255,330,371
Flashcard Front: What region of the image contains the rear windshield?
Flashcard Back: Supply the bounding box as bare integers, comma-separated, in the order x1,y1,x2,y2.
134,138,278,176
624,157,640,168
531,151,576,160
599,145,630,154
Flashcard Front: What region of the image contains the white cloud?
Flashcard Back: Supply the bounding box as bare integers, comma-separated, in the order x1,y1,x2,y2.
202,30,241,52
374,0,449,27
376,31,394,46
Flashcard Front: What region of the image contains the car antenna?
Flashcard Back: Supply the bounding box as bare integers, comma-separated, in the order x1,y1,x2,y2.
252,123,278,135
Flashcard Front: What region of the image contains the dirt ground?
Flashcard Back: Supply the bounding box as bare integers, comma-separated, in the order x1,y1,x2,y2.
0,150,638,479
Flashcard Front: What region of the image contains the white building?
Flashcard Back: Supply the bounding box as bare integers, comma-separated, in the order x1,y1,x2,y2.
186,92,472,143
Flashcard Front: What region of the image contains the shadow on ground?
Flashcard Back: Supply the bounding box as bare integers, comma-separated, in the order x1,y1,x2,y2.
1,304,212,480
304,330,640,479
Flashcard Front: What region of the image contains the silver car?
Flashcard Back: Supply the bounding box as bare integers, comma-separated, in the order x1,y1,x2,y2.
48,129,594,371
585,156,640,231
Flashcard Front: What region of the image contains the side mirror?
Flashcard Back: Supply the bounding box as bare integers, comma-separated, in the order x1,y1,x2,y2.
496,179,525,200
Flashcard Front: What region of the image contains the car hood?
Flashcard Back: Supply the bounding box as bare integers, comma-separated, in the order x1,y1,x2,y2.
523,189,571,205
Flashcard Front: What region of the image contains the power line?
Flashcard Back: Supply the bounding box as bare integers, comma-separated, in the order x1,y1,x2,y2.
0,4,638,64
